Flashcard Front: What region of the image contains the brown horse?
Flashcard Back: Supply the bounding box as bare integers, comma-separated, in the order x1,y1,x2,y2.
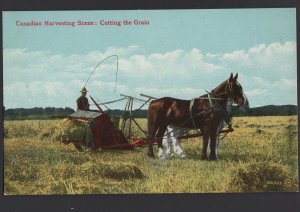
147,73,249,160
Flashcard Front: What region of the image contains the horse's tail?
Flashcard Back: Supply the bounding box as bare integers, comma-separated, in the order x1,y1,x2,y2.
147,100,159,139
146,99,165,157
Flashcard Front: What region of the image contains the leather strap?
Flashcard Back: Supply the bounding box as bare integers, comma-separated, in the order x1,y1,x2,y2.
189,98,198,128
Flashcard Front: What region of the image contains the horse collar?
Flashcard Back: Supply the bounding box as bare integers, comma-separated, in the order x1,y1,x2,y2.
206,91,214,107
189,98,198,129
189,98,195,117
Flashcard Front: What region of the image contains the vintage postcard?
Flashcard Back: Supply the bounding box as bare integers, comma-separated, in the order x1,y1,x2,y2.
3,9,298,195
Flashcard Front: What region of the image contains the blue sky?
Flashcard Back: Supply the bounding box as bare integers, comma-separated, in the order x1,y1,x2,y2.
3,9,297,110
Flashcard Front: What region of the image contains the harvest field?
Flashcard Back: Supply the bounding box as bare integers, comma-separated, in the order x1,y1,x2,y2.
3,116,299,194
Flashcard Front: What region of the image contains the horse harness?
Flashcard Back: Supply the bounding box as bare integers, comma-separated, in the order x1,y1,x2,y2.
156,80,237,139
189,92,232,130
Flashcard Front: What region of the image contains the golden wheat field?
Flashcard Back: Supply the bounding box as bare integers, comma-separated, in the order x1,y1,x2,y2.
3,116,299,194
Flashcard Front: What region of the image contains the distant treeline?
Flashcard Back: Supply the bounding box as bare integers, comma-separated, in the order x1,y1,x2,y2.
232,105,297,117
3,105,297,120
4,107,75,120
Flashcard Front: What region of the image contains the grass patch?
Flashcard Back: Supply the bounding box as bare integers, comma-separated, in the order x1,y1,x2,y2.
224,161,298,192
4,116,299,194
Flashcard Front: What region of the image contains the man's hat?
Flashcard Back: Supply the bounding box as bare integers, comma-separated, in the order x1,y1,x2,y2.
80,87,88,93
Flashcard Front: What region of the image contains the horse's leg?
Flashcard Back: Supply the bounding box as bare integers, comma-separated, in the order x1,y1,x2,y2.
154,125,168,159
147,124,158,158
156,125,168,149
209,129,219,161
209,121,224,160
147,112,159,158
201,134,209,160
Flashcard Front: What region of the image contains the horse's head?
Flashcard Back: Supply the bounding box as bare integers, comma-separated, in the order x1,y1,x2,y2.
226,73,249,111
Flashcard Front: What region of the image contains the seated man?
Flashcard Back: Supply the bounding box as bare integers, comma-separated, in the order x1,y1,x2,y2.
157,125,186,159
77,87,90,111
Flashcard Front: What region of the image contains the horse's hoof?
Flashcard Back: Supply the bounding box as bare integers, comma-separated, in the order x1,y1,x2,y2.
201,155,208,160
209,155,218,161
147,152,155,158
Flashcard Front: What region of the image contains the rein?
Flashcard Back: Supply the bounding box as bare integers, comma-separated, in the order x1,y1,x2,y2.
151,108,206,141
185,81,235,141
163,97,232,140
151,80,239,141
189,99,203,133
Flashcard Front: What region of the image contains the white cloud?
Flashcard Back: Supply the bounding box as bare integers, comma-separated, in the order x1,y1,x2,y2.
221,49,248,61
91,80,129,94
242,76,272,90
105,45,140,56
129,55,154,72
249,42,296,71
241,76,297,92
149,49,184,61
273,79,297,90
5,81,65,97
4,82,27,96
3,41,297,108
245,89,267,97
136,87,204,99
45,82,65,96
116,48,224,84
220,42,296,78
